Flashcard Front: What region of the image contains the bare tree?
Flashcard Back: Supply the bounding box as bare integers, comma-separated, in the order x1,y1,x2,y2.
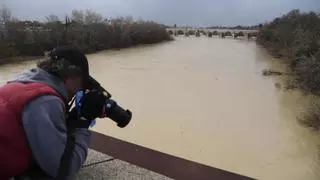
124,16,133,23
84,10,103,24
0,7,171,59
46,14,60,22
0,5,12,27
71,9,85,24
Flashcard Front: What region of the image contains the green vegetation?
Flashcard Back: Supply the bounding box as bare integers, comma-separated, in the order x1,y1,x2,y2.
0,6,171,63
257,9,320,129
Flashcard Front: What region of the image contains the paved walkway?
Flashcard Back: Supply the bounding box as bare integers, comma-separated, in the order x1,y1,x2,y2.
76,149,173,180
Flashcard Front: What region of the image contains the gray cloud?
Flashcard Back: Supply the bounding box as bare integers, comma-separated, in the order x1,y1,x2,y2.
2,0,320,26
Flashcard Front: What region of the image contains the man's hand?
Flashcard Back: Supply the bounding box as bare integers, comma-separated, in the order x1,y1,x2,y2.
80,90,106,120
67,90,106,129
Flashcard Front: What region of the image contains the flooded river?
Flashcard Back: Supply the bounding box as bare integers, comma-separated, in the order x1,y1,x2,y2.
1,37,319,179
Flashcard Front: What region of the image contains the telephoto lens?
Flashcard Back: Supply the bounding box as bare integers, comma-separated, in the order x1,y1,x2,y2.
104,99,132,128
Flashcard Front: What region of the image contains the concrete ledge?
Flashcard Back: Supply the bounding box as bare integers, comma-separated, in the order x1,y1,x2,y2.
88,132,255,180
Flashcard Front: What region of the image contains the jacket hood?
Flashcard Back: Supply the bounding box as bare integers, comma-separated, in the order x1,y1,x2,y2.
8,67,69,100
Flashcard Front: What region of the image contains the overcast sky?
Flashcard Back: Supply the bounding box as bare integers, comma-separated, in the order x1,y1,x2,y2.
2,0,320,27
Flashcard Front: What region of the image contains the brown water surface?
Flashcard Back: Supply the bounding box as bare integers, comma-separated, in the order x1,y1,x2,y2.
1,37,319,179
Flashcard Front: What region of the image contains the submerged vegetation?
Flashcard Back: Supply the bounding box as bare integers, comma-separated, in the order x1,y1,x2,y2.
0,6,171,63
257,9,320,129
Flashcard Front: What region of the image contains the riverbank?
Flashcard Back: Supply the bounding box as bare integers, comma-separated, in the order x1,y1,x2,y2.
0,7,172,62
257,9,320,93
257,9,320,130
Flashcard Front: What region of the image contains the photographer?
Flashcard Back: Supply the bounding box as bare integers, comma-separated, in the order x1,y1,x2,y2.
0,46,106,179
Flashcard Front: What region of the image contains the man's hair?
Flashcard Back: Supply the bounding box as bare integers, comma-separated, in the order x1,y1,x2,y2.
37,46,87,80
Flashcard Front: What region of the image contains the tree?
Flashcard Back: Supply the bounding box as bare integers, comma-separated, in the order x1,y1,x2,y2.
71,9,85,24
84,10,103,24
0,7,171,59
0,5,12,27
287,9,300,19
124,16,133,23
46,14,60,22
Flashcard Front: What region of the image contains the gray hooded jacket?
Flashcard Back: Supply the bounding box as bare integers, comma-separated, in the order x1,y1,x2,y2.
8,67,91,179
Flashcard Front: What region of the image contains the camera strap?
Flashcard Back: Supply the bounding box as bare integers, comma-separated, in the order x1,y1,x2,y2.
57,98,77,180
56,93,95,179
57,127,76,180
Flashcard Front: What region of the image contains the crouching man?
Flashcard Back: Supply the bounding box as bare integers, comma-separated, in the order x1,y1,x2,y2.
0,46,106,179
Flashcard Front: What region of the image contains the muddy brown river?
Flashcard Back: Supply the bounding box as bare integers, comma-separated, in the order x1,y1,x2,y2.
1,37,320,179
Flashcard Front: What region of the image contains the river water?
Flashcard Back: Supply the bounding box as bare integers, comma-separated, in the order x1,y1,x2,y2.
0,37,319,179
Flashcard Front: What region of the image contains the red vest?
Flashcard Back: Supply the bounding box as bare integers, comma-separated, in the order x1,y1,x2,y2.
0,82,66,179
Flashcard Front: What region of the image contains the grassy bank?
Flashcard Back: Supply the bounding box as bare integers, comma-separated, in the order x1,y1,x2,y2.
0,7,171,63
257,9,320,129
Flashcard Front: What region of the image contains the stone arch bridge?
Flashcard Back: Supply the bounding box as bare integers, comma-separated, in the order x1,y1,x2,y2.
166,28,259,39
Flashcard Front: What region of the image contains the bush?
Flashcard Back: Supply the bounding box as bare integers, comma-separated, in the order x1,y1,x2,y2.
257,9,320,93
293,53,320,93
257,9,320,130
298,98,320,131
0,7,171,60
